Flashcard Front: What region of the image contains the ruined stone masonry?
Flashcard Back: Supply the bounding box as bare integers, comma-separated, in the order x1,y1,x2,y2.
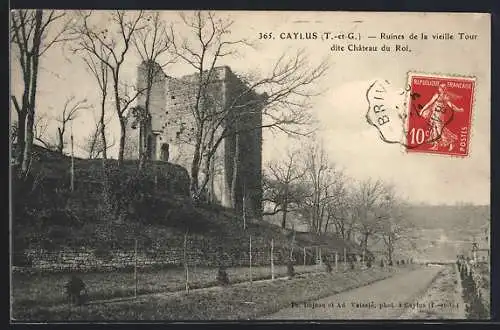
125,61,264,219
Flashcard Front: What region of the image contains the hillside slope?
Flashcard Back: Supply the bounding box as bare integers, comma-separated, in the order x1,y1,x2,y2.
11,145,363,269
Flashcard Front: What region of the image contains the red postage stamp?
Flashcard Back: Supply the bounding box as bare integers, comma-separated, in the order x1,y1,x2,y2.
405,73,476,156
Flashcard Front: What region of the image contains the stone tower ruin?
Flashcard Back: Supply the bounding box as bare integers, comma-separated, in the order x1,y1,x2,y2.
125,61,264,219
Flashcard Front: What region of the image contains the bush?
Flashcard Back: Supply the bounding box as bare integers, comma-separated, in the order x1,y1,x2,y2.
12,251,33,267
93,246,113,262
287,260,295,278
366,259,372,268
64,276,88,306
380,259,385,267
216,266,230,286
40,239,58,252
47,226,70,242
324,259,332,273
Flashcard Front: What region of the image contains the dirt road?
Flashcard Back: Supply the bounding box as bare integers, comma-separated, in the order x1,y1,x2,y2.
261,265,445,319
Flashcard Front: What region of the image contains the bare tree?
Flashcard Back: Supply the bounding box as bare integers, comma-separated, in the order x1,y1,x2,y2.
79,41,111,161
262,148,307,229
380,222,401,265
53,96,91,154
71,10,146,166
304,141,326,234
322,171,349,234
329,185,357,241
10,9,75,175
351,179,395,256
299,139,345,234
31,97,90,153
79,117,116,159
379,201,415,264
33,113,56,150
170,11,329,204
131,11,176,170
10,120,18,146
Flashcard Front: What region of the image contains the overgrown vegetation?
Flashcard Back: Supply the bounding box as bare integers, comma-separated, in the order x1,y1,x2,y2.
216,266,230,286
324,259,332,273
12,146,366,265
64,276,88,306
458,262,489,319
286,260,295,278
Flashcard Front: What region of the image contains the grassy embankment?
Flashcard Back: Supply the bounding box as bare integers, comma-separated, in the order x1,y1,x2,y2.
13,265,418,321
12,264,320,311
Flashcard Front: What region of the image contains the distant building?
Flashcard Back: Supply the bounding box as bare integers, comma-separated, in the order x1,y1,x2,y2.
124,61,265,219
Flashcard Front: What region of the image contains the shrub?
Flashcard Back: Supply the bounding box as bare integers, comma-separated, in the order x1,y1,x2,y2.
216,266,230,286
366,259,372,268
40,239,58,252
12,251,33,267
93,246,113,262
324,259,332,273
396,260,400,265
64,276,88,306
287,260,295,278
380,259,385,267
47,226,69,242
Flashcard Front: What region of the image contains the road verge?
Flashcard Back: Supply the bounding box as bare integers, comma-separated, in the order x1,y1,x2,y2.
14,265,417,321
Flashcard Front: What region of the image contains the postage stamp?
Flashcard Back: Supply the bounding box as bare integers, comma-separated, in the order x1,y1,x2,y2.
405,73,476,156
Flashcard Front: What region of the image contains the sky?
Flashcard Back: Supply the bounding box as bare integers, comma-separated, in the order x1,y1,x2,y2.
10,11,491,205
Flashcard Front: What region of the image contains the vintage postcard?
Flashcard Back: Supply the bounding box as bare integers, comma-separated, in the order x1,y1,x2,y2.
10,10,491,321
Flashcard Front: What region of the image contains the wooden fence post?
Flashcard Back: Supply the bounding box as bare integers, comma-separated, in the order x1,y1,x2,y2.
243,182,247,230
271,239,274,280
70,127,75,192
303,247,306,266
335,252,338,271
134,239,138,299
184,232,189,293
249,235,253,301
344,248,347,271
315,247,318,273
249,235,253,282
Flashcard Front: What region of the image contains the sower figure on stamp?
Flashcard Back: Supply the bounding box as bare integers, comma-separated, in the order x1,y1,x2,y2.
419,83,464,151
